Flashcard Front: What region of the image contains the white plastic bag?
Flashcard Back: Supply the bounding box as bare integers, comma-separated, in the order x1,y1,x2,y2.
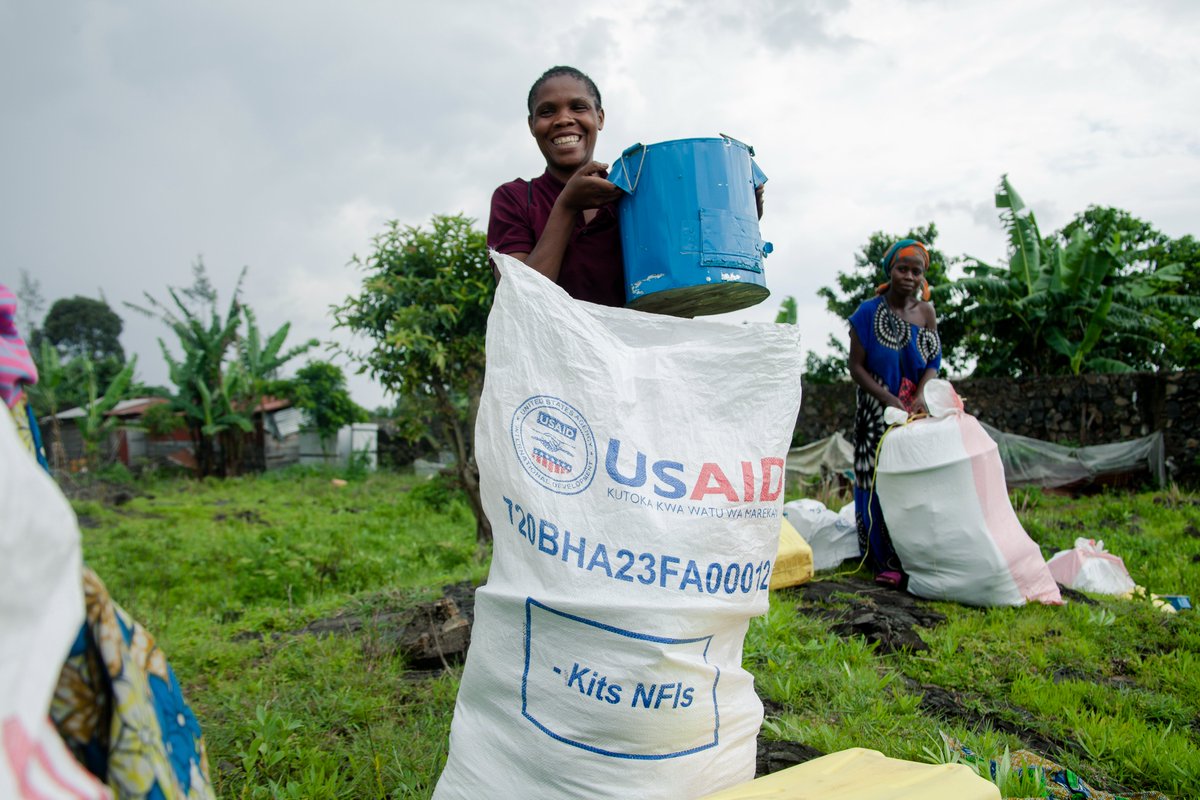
874,380,1061,607
782,499,858,571
0,410,111,798
432,254,804,800
1046,538,1136,595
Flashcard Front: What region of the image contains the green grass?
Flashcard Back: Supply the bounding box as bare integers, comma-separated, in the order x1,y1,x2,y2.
72,474,1199,798
75,468,481,799
760,486,1200,798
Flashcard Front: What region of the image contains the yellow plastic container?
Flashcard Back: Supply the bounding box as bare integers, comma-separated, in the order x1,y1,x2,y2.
770,518,813,590
698,747,1000,800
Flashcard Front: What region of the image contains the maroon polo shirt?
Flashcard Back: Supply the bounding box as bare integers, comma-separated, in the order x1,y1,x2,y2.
488,170,626,307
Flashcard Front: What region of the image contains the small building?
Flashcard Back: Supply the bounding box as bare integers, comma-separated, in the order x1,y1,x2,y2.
42,397,377,472
265,404,378,470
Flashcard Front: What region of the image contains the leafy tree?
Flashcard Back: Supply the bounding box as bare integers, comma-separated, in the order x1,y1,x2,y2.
77,356,137,469
292,361,367,447
774,295,797,325
42,295,125,364
133,261,315,476
1058,206,1200,370
803,346,849,385
946,176,1198,376
334,214,494,543
46,356,127,412
27,340,69,469
140,401,185,436
128,261,252,477
239,307,318,470
809,223,957,379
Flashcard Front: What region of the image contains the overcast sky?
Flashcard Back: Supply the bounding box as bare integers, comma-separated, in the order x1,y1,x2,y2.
5,0,1199,409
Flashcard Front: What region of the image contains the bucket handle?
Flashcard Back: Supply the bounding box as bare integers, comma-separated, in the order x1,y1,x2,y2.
718,132,755,157
720,133,767,188
617,142,648,194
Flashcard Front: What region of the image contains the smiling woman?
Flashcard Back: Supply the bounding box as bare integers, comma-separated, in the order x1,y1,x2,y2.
486,65,627,307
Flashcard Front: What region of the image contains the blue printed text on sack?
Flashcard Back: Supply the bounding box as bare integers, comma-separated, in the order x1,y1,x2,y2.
605,439,784,504
502,496,772,596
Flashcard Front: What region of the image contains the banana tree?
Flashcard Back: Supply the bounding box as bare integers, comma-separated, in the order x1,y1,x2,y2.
129,263,247,476
77,356,137,469
197,361,254,477
238,307,317,471
942,176,1198,376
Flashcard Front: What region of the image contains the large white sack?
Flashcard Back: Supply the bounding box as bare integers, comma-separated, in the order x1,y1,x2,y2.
874,381,1061,608
432,254,804,800
0,410,111,798
782,499,859,571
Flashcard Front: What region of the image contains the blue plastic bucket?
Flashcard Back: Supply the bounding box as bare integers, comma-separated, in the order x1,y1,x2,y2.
607,135,772,317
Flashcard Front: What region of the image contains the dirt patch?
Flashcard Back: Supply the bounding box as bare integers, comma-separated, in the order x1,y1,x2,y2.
796,576,946,654
1057,585,1099,605
786,578,1162,795
1153,495,1200,509
757,697,826,776
909,678,1068,756
241,582,479,671
212,509,270,525
755,738,825,777
57,475,145,506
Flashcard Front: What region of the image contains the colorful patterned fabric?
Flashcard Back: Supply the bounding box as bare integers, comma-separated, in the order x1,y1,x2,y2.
879,238,930,276
848,295,942,574
0,284,38,409
50,568,215,800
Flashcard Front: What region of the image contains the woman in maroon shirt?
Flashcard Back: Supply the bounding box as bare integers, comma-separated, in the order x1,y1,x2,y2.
488,66,627,307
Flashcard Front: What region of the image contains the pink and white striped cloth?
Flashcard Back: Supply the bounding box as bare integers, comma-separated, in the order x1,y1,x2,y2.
0,284,37,409
874,380,1062,607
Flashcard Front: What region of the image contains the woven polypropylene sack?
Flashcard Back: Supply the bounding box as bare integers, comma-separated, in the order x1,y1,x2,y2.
0,409,111,798
782,499,859,572
432,254,803,800
874,381,1061,608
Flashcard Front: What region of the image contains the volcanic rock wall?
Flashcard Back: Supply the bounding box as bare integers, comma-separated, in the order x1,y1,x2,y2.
795,371,1200,484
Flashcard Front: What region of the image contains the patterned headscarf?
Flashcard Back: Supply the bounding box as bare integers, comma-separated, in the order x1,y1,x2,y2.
879,238,930,276
877,239,932,301
0,284,38,408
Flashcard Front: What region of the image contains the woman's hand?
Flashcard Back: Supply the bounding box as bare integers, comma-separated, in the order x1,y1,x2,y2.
559,161,624,211
522,161,624,283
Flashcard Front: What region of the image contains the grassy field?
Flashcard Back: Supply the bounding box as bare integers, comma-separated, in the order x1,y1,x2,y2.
69,468,1200,799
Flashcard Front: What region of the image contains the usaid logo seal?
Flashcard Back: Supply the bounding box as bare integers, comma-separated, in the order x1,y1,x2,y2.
511,395,597,495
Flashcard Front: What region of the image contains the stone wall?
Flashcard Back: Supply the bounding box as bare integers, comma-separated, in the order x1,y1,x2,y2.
796,371,1200,484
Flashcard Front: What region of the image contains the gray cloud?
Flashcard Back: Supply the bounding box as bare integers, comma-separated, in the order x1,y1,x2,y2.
915,199,1004,230
645,0,857,52
5,0,1199,407
750,0,858,51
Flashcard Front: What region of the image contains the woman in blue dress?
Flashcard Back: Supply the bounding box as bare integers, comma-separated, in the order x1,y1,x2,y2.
847,239,941,586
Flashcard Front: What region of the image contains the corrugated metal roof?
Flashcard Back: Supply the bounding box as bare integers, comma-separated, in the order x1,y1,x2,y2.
53,396,167,420
254,396,292,413
53,395,291,420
